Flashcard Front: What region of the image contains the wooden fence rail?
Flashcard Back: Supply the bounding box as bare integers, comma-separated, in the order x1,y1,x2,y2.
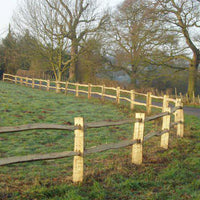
3,73,177,114
0,97,184,183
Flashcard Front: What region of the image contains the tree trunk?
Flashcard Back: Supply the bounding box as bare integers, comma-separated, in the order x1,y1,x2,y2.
69,40,78,82
58,71,62,82
130,64,137,87
187,59,198,100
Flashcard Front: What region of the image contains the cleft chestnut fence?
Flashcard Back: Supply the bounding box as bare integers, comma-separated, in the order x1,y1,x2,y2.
1,73,184,183
3,73,176,114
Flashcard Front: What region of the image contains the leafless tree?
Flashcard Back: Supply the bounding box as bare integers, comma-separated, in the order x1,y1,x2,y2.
44,0,109,81
157,0,200,98
14,0,108,81
13,0,71,81
109,0,165,86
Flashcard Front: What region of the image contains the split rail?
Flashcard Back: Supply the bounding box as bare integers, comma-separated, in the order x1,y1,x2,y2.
1,73,184,183
3,73,176,114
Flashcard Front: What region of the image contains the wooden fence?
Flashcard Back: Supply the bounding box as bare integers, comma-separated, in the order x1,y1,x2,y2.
0,101,184,183
3,73,176,114
178,91,200,105
1,73,184,183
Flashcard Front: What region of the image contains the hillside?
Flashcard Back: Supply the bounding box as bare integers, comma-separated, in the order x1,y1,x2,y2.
0,82,199,200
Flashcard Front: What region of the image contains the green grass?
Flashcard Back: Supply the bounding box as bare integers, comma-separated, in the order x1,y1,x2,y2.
0,81,199,200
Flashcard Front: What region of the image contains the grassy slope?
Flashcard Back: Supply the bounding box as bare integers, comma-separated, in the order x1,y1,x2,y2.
0,81,199,200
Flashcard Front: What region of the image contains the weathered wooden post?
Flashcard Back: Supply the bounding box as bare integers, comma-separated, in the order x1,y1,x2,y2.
162,95,169,112
146,92,152,114
116,87,120,104
56,81,60,93
65,81,69,95
39,80,42,89
2,73,5,82
132,113,145,165
73,117,84,183
175,99,184,137
26,77,28,86
88,84,91,99
32,79,35,89
130,90,135,110
161,107,171,149
20,77,23,85
179,92,183,101
101,84,105,101
47,80,50,91
76,83,79,97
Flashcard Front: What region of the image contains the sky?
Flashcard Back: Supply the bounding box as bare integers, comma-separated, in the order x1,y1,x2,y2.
0,0,123,38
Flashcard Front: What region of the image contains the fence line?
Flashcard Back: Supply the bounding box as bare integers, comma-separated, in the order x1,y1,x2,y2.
3,73,177,114
0,92,184,183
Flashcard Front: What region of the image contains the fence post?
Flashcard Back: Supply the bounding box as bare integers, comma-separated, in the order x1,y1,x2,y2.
32,79,35,89
47,80,50,91
88,84,91,99
26,77,28,86
65,81,68,95
20,77,23,85
76,83,79,97
73,117,84,183
39,80,42,90
146,92,152,114
56,81,60,93
132,113,145,165
162,95,169,112
179,92,183,101
116,87,120,104
130,90,135,110
161,107,171,149
175,99,184,137
2,73,5,81
101,84,105,101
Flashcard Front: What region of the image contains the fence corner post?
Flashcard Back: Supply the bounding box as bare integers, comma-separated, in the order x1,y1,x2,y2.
73,117,84,183
132,113,145,165
161,107,171,149
130,90,135,110
175,98,184,138
146,92,152,114
2,73,5,81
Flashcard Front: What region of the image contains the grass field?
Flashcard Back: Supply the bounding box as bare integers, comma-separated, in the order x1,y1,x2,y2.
0,81,199,200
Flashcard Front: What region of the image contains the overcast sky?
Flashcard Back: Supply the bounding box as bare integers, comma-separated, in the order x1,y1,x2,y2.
0,0,123,38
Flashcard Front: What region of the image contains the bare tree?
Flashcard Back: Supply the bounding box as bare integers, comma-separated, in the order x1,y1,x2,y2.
109,0,165,86
44,0,108,81
157,0,200,98
14,0,71,81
